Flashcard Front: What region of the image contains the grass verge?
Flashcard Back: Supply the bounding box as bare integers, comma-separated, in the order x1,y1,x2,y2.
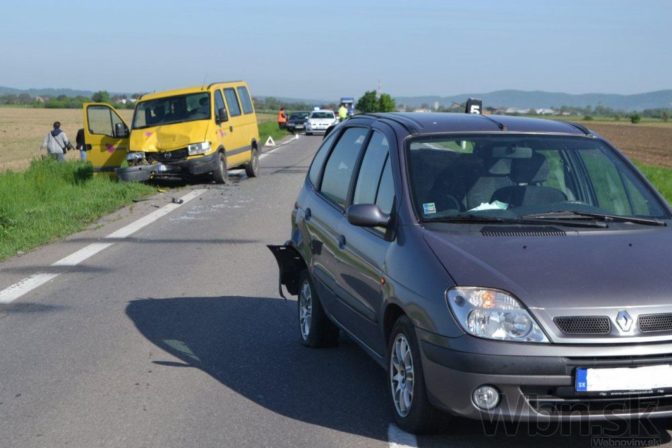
637,163,672,204
0,158,155,260
258,121,294,147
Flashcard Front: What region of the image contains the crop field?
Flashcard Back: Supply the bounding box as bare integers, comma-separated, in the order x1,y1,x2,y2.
0,108,276,172
1,108,670,170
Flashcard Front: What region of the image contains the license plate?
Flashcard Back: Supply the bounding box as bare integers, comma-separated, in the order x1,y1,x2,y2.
576,364,672,392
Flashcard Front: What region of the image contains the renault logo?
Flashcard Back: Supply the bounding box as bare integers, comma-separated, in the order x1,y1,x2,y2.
616,311,633,332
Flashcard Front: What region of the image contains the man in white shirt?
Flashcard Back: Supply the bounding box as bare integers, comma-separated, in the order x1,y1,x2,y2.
41,121,72,161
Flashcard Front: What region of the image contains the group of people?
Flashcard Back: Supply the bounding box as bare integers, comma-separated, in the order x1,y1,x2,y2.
41,122,87,162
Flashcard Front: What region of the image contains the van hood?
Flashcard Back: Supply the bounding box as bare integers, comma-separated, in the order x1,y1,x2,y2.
130,121,209,152
423,226,672,310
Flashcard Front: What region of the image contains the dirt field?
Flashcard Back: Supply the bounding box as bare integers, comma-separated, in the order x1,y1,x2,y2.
1,108,670,170
584,122,672,168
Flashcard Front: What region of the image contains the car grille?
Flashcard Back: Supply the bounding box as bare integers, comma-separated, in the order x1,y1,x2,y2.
147,148,189,163
554,316,611,336
639,313,672,334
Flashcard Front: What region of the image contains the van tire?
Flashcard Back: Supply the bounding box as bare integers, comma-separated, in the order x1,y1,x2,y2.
213,151,228,184
244,146,260,178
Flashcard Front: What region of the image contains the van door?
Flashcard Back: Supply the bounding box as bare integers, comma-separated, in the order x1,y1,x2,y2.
222,87,250,167
82,103,130,171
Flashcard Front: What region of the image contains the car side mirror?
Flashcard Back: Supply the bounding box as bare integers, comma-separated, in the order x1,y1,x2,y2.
217,108,229,124
114,122,129,138
347,204,390,228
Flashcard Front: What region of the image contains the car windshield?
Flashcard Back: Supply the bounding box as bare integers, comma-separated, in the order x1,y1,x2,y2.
132,92,211,129
407,135,669,222
311,112,333,119
290,112,308,119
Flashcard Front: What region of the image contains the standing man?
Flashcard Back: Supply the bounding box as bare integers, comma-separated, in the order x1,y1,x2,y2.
338,103,348,122
41,121,72,161
277,107,287,129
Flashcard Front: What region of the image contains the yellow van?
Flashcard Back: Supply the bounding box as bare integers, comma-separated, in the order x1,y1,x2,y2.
82,81,260,182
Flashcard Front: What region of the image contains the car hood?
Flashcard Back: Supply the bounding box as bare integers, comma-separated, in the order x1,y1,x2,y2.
130,121,209,152
423,226,672,310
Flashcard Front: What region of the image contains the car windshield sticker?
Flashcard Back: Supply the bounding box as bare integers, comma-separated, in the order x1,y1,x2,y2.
423,202,437,215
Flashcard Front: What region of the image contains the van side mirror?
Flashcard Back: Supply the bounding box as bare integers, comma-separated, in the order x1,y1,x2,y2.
217,108,229,124
114,122,129,138
346,204,390,228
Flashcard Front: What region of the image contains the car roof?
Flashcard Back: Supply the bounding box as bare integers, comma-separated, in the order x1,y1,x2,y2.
349,112,589,136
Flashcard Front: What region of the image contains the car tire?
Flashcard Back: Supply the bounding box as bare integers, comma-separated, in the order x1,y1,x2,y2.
244,145,260,178
213,151,228,184
297,271,339,348
306,131,312,136
388,315,444,434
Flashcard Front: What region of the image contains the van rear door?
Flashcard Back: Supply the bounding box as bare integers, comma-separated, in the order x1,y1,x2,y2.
82,103,130,171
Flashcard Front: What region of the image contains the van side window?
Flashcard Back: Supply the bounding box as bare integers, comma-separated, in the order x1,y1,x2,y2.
237,87,254,114
320,128,369,208
224,88,242,117
214,90,226,118
353,131,390,205
308,130,339,186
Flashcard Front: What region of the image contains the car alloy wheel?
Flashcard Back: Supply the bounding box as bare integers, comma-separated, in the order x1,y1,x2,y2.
390,333,415,417
299,279,313,341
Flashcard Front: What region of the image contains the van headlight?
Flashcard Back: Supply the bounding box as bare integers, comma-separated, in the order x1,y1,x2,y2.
446,287,549,343
126,151,145,161
188,141,211,155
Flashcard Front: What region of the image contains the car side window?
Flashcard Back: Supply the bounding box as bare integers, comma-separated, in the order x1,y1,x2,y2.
320,127,369,208
353,131,390,205
308,131,338,186
224,88,242,117
376,156,395,214
237,87,254,114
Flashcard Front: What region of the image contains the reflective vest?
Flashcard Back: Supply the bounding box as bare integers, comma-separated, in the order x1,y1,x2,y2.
277,110,287,123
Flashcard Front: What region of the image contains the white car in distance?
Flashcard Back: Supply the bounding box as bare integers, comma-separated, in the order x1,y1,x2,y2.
305,110,338,135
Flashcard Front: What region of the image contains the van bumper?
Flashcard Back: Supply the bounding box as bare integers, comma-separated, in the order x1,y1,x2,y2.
417,331,672,422
156,151,220,176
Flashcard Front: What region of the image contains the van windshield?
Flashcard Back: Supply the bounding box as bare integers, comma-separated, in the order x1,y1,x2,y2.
133,92,211,129
407,135,669,222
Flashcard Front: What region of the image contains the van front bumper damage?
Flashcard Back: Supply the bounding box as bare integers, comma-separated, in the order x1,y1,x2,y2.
117,151,220,181
418,329,672,422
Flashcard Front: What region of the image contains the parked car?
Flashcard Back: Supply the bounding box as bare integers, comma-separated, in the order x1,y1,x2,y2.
305,110,338,135
82,81,260,183
286,111,310,132
269,112,672,434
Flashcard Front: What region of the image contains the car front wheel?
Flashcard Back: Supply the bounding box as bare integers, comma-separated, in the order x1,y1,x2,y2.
297,272,339,347
388,315,443,434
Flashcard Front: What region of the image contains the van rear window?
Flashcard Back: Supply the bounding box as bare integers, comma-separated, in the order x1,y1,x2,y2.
237,86,254,114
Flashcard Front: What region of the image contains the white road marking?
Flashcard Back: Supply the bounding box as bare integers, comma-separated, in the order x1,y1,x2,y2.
388,424,419,448
0,189,206,304
260,134,300,160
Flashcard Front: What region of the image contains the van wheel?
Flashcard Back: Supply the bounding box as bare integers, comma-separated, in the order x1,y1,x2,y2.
213,151,228,184
297,271,339,348
244,146,260,178
388,315,444,434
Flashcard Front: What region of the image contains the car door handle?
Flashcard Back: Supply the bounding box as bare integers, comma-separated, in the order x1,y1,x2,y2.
305,208,311,221
229,126,234,133
338,235,346,249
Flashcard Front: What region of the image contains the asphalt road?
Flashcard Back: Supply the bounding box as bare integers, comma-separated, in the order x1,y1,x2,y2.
1,135,671,448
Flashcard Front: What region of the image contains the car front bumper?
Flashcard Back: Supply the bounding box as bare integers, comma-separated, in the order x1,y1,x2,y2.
417,329,672,422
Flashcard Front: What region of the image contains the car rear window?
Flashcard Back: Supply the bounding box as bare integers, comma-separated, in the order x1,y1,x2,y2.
311,112,334,119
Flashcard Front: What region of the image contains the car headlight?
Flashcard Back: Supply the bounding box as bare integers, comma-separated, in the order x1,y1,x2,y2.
446,287,549,343
187,141,211,156
126,151,145,161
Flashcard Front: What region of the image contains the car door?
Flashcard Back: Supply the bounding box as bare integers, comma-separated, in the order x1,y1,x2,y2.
306,127,369,318
334,130,396,355
82,103,130,171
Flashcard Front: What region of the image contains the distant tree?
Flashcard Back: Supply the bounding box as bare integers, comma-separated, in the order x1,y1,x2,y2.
630,113,641,124
662,111,669,122
92,90,111,103
356,91,379,113
583,115,593,121
378,93,396,112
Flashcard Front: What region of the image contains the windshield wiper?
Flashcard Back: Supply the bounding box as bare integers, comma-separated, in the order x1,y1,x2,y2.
424,214,607,228
523,210,667,227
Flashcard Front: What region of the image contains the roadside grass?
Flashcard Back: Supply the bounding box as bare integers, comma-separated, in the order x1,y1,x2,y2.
0,158,154,260
258,121,294,146
637,163,672,204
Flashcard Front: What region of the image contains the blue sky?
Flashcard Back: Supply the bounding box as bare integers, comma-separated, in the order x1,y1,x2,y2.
1,0,670,99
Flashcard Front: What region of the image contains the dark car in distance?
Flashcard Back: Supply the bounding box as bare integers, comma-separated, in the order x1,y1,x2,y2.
286,111,310,132
269,112,672,434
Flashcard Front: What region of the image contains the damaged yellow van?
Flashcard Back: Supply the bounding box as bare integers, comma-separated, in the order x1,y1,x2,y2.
82,81,260,182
